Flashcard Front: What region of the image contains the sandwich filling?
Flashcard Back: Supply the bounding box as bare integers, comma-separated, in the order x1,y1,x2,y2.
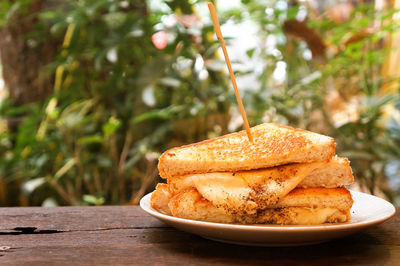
165,157,353,217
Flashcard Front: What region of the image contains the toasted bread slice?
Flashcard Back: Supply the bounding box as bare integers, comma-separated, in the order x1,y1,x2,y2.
150,184,353,225
297,157,353,188
150,183,171,215
272,187,353,209
168,188,352,225
159,123,335,178
168,188,234,224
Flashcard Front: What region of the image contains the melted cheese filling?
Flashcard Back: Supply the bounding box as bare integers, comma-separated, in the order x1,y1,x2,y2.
191,173,257,215
182,161,328,216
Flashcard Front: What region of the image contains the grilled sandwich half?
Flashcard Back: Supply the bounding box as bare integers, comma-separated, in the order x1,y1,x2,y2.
151,123,354,225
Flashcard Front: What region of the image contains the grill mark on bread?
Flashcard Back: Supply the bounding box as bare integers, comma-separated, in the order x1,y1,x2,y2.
158,123,335,178
165,131,310,160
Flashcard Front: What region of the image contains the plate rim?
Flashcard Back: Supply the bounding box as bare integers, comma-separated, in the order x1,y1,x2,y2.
140,190,396,232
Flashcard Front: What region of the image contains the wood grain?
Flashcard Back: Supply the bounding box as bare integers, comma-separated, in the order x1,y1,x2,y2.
0,206,398,265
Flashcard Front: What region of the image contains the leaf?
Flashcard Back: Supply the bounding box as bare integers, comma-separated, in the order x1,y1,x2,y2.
286,6,300,20
96,155,113,168
45,97,58,116
0,1,11,10
103,12,127,28
83,194,105,205
39,11,56,20
54,158,76,180
246,48,256,58
57,100,95,129
132,105,185,124
159,77,181,87
78,135,104,145
205,59,226,71
136,55,173,90
2,103,34,116
299,71,322,85
42,198,58,207
4,2,21,23
102,116,121,137
34,154,48,168
22,177,46,195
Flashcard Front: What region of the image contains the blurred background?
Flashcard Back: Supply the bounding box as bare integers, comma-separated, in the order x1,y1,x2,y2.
0,0,399,207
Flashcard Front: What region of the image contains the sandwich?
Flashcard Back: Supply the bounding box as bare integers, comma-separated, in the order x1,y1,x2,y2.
151,123,354,225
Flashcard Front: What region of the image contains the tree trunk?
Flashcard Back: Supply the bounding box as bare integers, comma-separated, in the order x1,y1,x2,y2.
0,0,60,106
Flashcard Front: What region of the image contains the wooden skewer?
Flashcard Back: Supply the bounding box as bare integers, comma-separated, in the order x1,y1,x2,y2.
207,2,253,142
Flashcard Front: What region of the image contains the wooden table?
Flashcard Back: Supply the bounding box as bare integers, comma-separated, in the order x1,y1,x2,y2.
0,206,398,265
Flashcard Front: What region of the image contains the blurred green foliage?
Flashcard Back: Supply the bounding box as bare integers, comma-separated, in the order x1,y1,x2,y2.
235,1,400,203
0,0,400,206
0,0,233,205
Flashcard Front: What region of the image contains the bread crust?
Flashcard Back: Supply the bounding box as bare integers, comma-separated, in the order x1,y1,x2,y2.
150,183,171,215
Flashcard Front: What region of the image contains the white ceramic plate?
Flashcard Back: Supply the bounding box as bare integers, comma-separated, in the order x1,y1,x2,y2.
140,190,396,246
